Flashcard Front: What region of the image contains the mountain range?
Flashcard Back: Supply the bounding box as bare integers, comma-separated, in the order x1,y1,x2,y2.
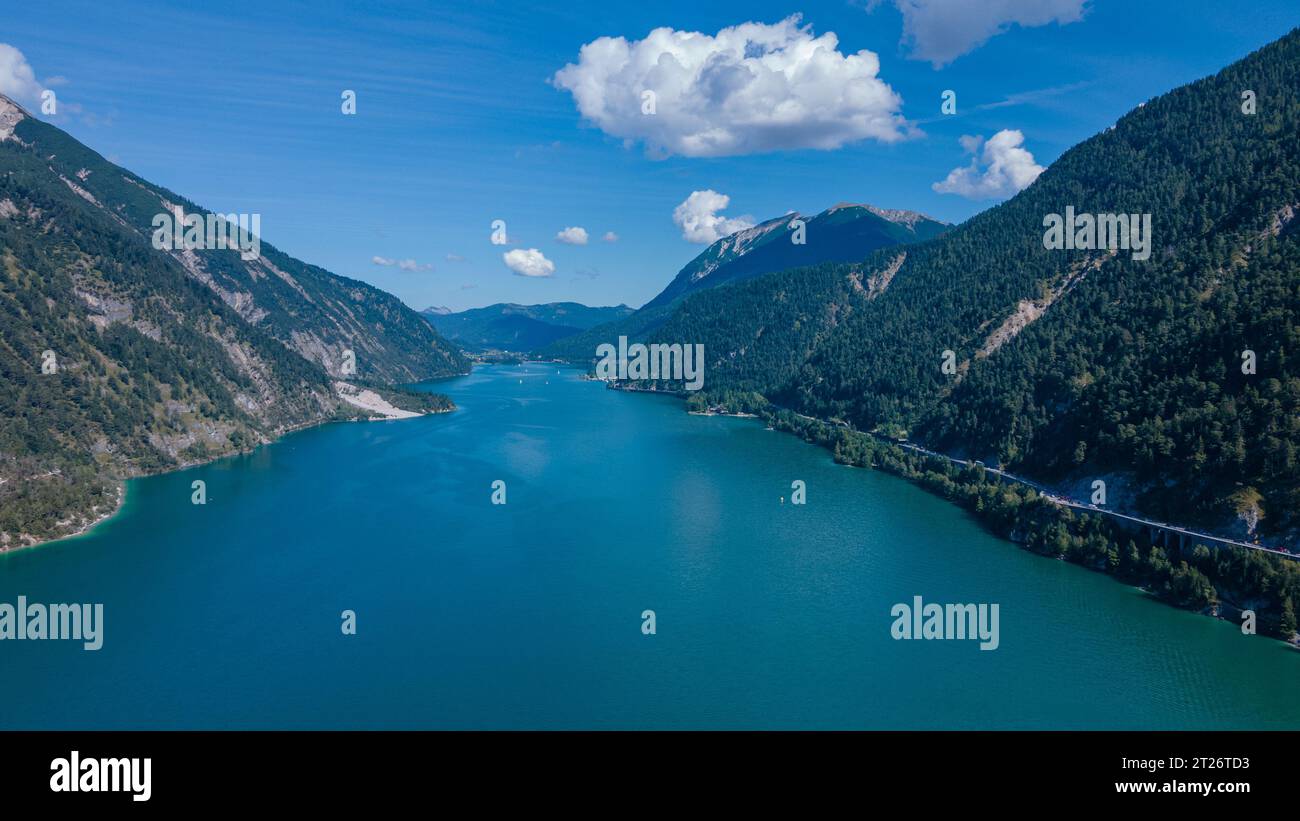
0,93,467,547
421,302,633,352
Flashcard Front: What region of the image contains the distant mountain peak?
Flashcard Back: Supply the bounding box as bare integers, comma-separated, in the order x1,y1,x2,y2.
692,215,795,283
640,200,949,311
422,305,453,315
825,201,942,228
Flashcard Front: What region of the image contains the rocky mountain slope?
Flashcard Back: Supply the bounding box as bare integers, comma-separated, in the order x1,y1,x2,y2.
0,94,466,547
643,203,947,311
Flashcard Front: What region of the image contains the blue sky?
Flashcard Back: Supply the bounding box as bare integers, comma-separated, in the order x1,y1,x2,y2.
4,1,1298,311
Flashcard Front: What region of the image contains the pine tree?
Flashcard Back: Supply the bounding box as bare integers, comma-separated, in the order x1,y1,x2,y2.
1280,597,1297,640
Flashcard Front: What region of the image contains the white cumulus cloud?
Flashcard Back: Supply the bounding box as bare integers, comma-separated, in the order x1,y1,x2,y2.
0,43,46,106
503,248,556,278
881,0,1089,67
555,226,589,245
932,129,1044,200
552,15,911,158
602,231,619,243
673,190,755,244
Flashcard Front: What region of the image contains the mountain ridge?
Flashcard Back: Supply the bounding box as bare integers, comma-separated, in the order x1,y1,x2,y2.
0,96,466,547
0,94,466,384
642,201,948,311
542,201,947,360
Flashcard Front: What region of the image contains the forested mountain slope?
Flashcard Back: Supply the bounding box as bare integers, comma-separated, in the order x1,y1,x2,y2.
647,28,1300,546
653,251,909,397
4,102,465,383
0,94,465,547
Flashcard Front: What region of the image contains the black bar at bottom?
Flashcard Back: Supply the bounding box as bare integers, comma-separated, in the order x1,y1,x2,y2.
0,730,1288,808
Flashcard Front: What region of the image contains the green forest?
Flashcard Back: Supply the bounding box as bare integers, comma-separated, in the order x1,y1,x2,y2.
610,29,1300,638
630,29,1300,547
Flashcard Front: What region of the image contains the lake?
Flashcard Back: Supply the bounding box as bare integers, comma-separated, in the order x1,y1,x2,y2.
1,362,1297,729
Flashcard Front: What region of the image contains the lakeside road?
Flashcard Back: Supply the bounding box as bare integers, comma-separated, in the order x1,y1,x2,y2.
782,407,1297,562
887,440,1297,561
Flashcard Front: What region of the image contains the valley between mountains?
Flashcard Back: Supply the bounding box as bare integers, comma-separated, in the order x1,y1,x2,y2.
4,29,1300,644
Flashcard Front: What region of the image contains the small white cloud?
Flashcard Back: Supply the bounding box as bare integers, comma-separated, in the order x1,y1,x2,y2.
552,15,911,158
445,253,466,262
880,0,1089,67
372,255,433,271
932,129,1043,200
555,226,589,245
0,44,45,106
503,248,556,277
602,231,619,243
673,190,755,244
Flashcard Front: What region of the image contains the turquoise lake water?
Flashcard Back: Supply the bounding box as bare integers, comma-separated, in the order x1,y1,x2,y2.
1,362,1297,729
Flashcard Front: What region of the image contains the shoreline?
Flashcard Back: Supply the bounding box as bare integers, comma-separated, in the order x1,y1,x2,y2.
2,397,458,555
687,409,759,419
602,385,1300,649
32,482,127,550
1,482,128,556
